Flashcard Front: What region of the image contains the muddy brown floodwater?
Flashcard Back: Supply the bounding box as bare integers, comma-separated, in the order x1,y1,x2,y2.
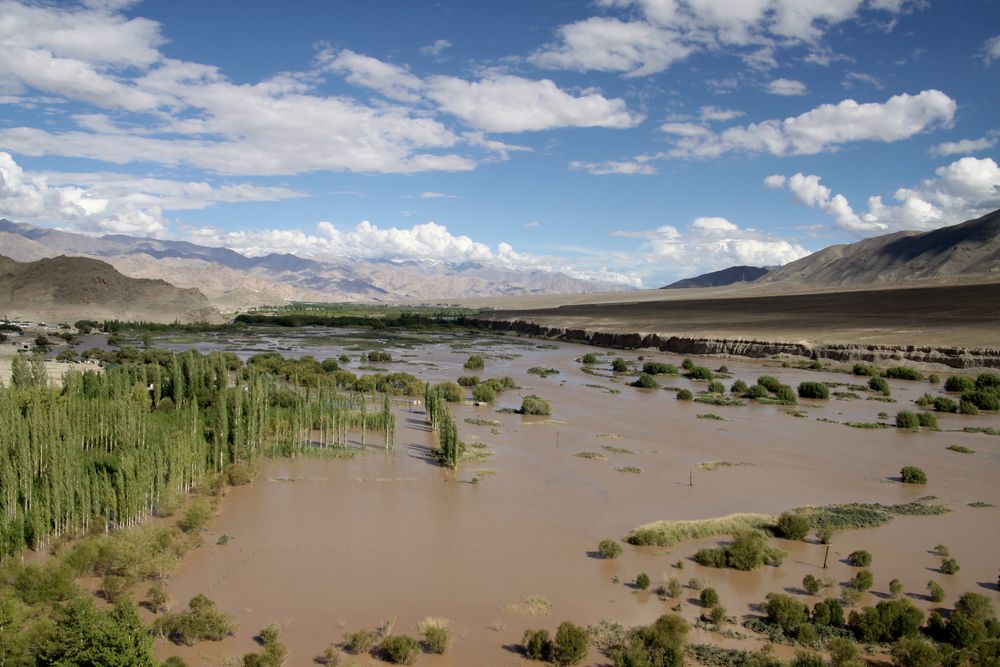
155,331,1000,666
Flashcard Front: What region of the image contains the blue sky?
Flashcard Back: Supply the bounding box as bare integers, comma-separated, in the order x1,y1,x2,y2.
0,0,998,287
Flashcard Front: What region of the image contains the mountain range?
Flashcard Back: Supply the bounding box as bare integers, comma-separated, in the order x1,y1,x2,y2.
0,219,625,310
661,265,771,289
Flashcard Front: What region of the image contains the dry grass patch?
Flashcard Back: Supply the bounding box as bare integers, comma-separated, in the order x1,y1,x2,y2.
504,594,552,616
626,513,776,547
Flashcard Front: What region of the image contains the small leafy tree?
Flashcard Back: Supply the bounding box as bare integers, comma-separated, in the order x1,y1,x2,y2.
598,539,622,559
848,550,872,567
700,587,719,607
636,572,651,590
776,512,811,540
927,580,945,602
552,622,589,666
900,466,927,484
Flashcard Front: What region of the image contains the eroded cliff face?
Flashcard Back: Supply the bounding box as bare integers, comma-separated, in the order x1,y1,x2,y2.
470,318,1000,369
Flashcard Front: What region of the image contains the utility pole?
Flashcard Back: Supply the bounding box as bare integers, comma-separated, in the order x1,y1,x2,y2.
823,545,830,569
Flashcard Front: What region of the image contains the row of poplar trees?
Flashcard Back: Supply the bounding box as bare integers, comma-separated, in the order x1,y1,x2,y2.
424,382,462,469
0,351,395,557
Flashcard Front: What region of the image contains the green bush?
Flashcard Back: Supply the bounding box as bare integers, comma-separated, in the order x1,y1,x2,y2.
764,593,809,633
686,366,714,381
895,411,920,429
802,574,821,595
928,374,940,384
520,396,551,416
423,625,451,654
889,579,903,598
933,396,958,412
775,385,797,404
155,594,236,646
900,466,927,484
581,353,598,364
610,614,687,667
612,358,629,373
790,650,824,667
700,587,720,607
552,622,589,666
757,375,782,392
177,500,213,534
706,381,725,394
976,373,1000,389
961,389,1000,411
693,529,784,571
598,539,623,559
890,637,943,667
379,635,420,665
681,358,694,370
436,382,464,403
927,580,945,602
730,379,749,394
798,382,830,399
642,362,676,375
693,547,728,568
745,384,769,399
917,412,938,428
940,558,960,575
869,377,891,396
847,598,924,643
457,375,479,386
945,375,975,392
959,400,980,415
676,389,693,401
471,383,496,403
776,512,811,540
885,367,923,381
852,363,878,376
632,374,659,389
848,550,872,567
343,629,377,654
812,598,845,628
636,572,651,590
463,355,484,370
849,570,873,592
522,628,552,661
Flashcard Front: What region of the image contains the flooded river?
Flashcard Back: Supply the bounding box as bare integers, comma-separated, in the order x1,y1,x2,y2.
153,328,1000,665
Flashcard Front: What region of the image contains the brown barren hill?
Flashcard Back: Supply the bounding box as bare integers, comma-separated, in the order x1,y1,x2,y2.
0,255,222,323
759,208,1000,286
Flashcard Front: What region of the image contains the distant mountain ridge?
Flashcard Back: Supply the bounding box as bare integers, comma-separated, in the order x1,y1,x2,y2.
0,219,627,309
759,208,1000,286
0,254,220,323
661,265,770,289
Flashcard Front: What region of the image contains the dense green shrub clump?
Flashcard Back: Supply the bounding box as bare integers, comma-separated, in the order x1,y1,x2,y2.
901,466,928,484
598,539,623,559
581,353,598,364
436,381,464,403
681,358,695,370
700,587,720,607
642,362,677,375
884,367,923,381
847,598,924,643
463,354,484,370
802,575,821,596
686,366,714,380
961,389,1000,411
155,594,237,646
933,396,958,412
757,375,782,392
745,384,769,399
774,385,797,404
868,377,891,396
776,512,811,540
457,375,479,386
636,572,651,590
730,379,749,394
847,550,872,567
522,623,589,666
852,363,879,376
612,357,629,373
676,389,693,401
378,635,420,664
764,593,810,633
941,558,960,575
797,382,830,399
610,614,687,667
706,381,726,394
945,375,976,392
520,395,552,416
849,570,874,592
896,410,920,428
471,383,496,403
693,530,786,571
632,374,659,389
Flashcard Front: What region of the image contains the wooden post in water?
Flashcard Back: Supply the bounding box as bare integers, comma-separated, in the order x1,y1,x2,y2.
689,471,693,487
823,545,830,569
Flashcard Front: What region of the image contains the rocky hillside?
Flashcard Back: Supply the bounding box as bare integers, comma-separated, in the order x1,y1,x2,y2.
0,255,221,323
662,265,770,289
759,208,1000,286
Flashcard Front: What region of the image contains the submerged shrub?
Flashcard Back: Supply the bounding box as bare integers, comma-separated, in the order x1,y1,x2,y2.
520,396,552,416
945,375,975,392
471,384,496,403
917,412,938,428
706,381,725,394
802,575,821,596
745,384,769,399
632,374,659,389
776,512,811,540
686,366,714,381
847,598,924,643
757,375,782,392
961,389,1000,411
343,629,377,654
156,594,236,646
848,550,872,567
940,558,960,575
889,579,903,598
849,570,873,592
700,587,720,607
774,385,797,404
869,377,891,396
812,598,845,628
552,622,589,666
933,397,958,413
895,411,920,429
900,466,927,484
581,353,598,364
522,629,552,661
379,635,420,665
598,539,623,559
642,362,676,375
676,389,693,401
463,355,484,370
852,363,878,376
797,382,830,399
610,614,687,667
765,593,809,633
436,382,464,403
636,573,651,590
927,580,945,603
612,358,629,373
885,367,923,381
959,400,980,415
730,379,749,394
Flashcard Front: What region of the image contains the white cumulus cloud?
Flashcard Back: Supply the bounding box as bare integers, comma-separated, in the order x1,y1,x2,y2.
767,78,807,96
767,156,1000,235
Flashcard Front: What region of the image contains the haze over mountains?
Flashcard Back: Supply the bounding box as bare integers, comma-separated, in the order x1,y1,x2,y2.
0,255,219,323
0,219,625,310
